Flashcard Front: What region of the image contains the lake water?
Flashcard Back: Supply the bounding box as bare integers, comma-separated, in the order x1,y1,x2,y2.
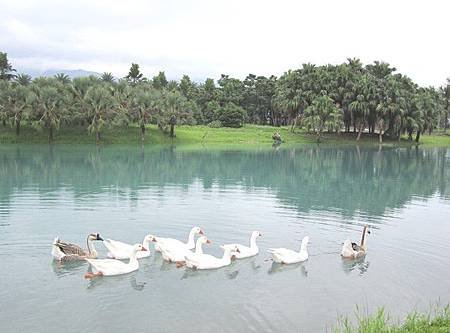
0,144,449,332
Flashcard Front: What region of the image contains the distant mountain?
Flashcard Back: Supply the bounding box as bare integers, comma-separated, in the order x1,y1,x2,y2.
41,69,101,78
17,68,101,79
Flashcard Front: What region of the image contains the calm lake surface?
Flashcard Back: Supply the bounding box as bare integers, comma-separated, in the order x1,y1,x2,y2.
0,144,449,332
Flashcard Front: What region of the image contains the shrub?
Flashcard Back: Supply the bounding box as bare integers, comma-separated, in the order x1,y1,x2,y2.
218,103,246,128
208,120,223,128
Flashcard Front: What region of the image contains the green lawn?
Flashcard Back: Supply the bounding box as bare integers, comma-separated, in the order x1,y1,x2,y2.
1,124,449,146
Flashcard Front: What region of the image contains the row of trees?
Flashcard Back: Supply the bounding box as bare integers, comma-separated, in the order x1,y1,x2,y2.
0,51,449,143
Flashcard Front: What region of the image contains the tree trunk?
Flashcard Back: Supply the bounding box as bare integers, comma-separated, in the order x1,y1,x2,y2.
415,130,421,143
96,130,101,144
2,119,6,127
290,117,296,133
170,124,175,138
378,119,384,143
356,121,364,141
15,120,20,136
407,129,413,141
140,123,146,143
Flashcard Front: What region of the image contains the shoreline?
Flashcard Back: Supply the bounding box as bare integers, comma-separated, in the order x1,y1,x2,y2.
1,124,449,147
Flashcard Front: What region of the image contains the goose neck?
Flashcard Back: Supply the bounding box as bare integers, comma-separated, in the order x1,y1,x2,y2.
195,238,204,255
187,229,196,248
142,237,151,250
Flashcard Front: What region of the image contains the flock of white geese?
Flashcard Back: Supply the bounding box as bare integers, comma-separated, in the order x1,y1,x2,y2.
51,226,370,278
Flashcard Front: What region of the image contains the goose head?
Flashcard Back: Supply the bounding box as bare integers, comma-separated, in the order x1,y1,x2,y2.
300,236,309,252
133,244,147,252
88,233,103,241
252,231,262,239
149,235,158,242
221,245,240,254
192,226,204,235
198,236,211,245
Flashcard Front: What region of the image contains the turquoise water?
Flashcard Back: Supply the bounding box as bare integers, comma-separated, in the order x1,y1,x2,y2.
0,144,449,332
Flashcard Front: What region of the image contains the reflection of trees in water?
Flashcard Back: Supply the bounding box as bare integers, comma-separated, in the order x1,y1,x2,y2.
0,145,448,217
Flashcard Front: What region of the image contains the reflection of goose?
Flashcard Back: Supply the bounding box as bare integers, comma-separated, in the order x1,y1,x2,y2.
223,231,261,259
268,261,308,276
52,260,86,278
341,256,370,275
267,236,309,264
161,236,211,267
51,233,103,262
103,234,153,259
341,225,370,259
84,244,146,278
154,226,204,252
185,246,240,270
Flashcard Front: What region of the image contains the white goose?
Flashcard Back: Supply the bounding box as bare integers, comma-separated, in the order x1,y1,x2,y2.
84,244,146,278
154,226,204,252
223,231,261,259
51,233,103,262
184,245,240,270
267,236,309,264
161,236,211,266
103,234,153,259
341,225,370,259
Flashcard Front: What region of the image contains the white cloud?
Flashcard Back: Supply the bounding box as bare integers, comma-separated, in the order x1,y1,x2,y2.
0,0,448,85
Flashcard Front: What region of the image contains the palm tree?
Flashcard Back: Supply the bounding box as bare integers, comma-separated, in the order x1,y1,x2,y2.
29,84,65,142
303,95,343,142
349,75,372,141
158,90,191,137
131,87,161,142
84,85,117,143
54,73,71,85
101,72,115,83
4,83,31,135
15,74,32,86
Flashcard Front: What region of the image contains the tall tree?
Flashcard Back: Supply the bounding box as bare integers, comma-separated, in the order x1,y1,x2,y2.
152,71,168,90
131,86,161,142
125,63,144,85
29,84,66,142
0,52,16,81
303,95,343,142
84,85,117,143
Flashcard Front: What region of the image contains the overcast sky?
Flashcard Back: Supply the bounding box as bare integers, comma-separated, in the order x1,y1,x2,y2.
0,0,448,86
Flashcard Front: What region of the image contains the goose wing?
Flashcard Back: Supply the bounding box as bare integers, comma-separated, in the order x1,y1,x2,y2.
86,258,127,274
55,240,87,256
104,239,132,250
267,248,296,257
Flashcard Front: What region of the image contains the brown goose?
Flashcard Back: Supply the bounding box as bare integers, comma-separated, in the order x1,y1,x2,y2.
341,225,371,259
51,233,103,262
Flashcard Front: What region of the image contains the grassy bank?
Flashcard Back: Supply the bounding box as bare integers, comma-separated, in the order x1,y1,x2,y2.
1,124,449,146
335,304,450,333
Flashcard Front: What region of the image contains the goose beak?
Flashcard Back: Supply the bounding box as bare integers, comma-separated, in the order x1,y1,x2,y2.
206,239,212,244
199,230,204,235
96,235,103,241
236,248,241,253
152,237,157,242
141,247,147,251
259,233,262,237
